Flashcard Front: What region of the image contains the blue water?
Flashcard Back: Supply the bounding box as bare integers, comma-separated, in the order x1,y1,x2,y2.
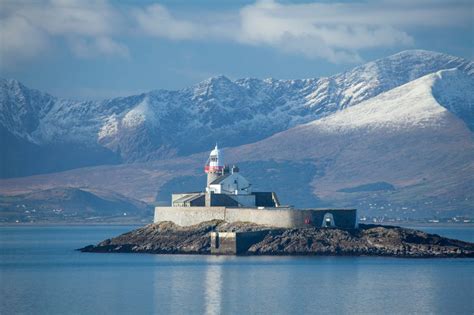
404,225,474,243
1,225,473,315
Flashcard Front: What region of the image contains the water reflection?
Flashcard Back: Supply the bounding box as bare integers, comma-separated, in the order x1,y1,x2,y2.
152,256,206,314
2,226,473,314
204,258,223,315
148,256,474,314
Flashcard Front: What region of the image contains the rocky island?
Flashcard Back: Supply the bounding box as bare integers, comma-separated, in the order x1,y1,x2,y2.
80,146,474,258
80,220,474,258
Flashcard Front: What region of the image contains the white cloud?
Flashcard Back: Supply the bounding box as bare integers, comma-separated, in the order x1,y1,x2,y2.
235,0,425,62
0,15,50,67
23,0,120,37
132,4,236,41
67,36,129,58
131,0,470,63
0,0,128,67
1,0,471,66
133,4,198,40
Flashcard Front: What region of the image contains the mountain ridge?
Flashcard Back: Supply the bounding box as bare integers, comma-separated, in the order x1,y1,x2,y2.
1,50,473,218
225,69,474,215
1,69,473,217
1,49,473,178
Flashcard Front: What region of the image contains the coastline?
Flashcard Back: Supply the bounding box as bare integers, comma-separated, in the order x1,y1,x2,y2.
3,221,472,227
79,221,474,258
380,222,474,228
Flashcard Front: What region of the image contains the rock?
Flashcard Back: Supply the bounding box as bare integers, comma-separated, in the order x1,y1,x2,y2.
78,221,474,258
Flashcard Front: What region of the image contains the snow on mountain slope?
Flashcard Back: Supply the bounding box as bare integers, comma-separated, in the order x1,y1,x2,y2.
312,68,473,132
0,79,56,142
231,68,473,162
431,69,474,131
1,50,473,177
228,69,474,213
2,69,472,216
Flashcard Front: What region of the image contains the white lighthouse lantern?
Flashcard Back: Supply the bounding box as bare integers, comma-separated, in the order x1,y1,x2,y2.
205,144,224,187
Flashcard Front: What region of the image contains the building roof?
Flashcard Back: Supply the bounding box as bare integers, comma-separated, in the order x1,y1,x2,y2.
209,174,231,185
173,193,204,204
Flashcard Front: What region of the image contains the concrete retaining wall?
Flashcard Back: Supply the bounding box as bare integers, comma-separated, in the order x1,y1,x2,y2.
211,231,272,255
225,208,308,228
154,207,227,226
154,206,357,229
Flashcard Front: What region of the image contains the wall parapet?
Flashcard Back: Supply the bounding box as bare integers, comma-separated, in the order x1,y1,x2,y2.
154,206,357,229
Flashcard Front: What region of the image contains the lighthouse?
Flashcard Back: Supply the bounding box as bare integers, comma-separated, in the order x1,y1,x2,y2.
155,143,358,232
205,144,224,188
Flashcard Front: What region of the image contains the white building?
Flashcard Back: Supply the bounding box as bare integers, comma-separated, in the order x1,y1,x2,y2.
158,144,358,230
208,165,251,195
171,145,278,208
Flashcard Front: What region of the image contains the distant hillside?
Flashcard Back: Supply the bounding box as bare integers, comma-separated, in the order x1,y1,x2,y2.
1,50,473,220
1,50,472,178
0,187,152,223
228,69,474,217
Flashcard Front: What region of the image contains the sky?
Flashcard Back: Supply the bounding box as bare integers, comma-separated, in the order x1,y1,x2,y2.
0,0,473,100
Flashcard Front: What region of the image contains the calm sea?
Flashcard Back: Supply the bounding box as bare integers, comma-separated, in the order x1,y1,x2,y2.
1,225,473,315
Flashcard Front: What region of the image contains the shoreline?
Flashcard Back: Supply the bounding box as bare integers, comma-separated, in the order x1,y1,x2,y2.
380,222,474,228
2,221,473,227
0,222,145,227
78,248,474,259
79,221,474,258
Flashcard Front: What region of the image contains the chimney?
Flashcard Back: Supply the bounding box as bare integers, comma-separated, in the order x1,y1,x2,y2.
223,165,230,175
231,165,239,174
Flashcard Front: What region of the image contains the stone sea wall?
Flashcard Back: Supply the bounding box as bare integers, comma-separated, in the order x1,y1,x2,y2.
154,207,357,229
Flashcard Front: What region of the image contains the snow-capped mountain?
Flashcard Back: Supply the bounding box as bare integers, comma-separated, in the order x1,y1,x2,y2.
228,69,474,215
1,54,473,217
2,67,472,215
1,50,473,178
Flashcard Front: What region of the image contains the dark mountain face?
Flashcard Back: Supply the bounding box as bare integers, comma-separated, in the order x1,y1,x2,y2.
1,50,473,219
1,50,473,178
226,69,474,217
0,187,151,223
0,126,121,178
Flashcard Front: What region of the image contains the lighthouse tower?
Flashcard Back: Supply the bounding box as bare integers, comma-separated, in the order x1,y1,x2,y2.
205,144,224,188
